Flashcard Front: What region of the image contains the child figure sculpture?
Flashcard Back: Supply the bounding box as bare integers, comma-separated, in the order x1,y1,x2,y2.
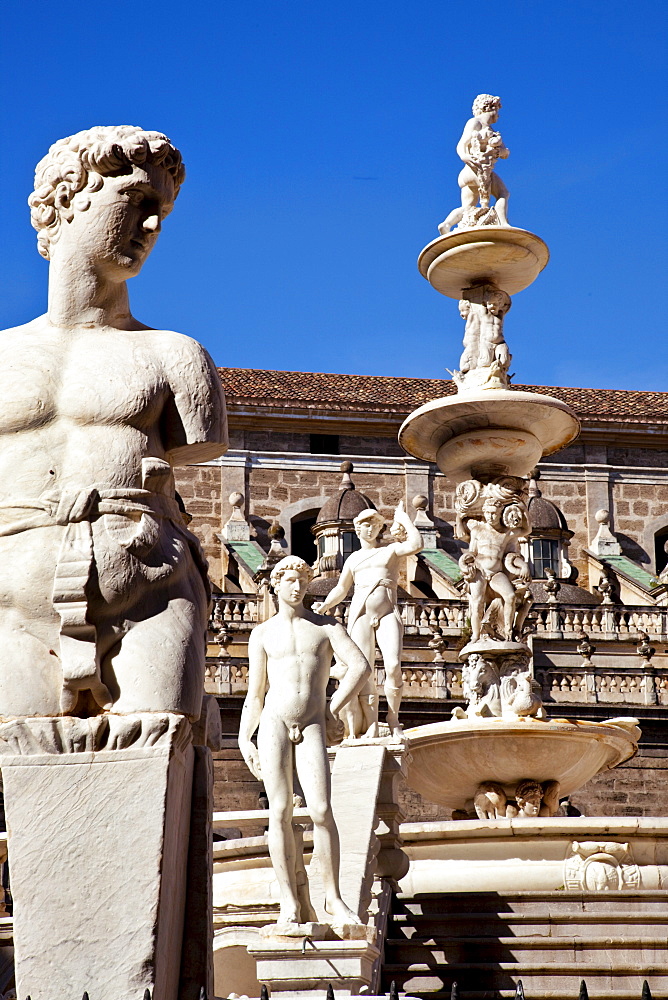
239,556,370,931
315,502,422,738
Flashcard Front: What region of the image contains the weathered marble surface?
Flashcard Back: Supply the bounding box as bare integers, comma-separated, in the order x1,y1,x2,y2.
0,125,227,720
3,714,193,1000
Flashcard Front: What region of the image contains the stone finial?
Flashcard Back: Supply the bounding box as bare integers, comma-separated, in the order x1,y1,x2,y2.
596,563,618,605
223,491,251,541
590,509,622,556
267,522,288,564
411,494,438,548
576,632,595,667
637,632,655,666
527,468,542,498
544,567,561,604
339,461,354,490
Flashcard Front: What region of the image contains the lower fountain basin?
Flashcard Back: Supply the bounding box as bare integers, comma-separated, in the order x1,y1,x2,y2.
404,716,640,812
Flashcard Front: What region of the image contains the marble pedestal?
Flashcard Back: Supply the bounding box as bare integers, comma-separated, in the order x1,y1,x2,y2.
1,714,194,1000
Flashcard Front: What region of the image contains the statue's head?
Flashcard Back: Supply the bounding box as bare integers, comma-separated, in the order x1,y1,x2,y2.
270,556,313,605
28,126,185,273
515,779,542,816
353,508,385,542
482,497,503,526
472,94,502,118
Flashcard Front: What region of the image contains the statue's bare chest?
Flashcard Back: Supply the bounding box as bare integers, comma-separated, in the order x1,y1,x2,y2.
0,328,168,433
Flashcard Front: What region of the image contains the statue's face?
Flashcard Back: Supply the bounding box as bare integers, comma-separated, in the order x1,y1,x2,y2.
276,569,307,606
57,162,175,280
355,518,381,542
517,790,541,816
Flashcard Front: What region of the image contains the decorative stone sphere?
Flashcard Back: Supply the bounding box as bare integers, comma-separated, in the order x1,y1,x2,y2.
229,491,244,508
340,460,354,473
412,494,429,511
595,509,611,525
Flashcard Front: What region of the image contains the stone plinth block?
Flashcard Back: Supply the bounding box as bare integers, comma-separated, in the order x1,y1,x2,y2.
249,927,379,996
1,714,194,1000
418,227,549,298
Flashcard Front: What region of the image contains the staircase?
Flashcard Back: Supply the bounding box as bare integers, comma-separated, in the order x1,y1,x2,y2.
380,890,668,999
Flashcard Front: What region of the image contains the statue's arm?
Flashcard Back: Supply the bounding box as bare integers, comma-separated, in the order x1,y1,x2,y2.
163,336,229,465
238,628,267,779
314,561,354,614
455,119,476,166
392,505,424,557
328,623,371,717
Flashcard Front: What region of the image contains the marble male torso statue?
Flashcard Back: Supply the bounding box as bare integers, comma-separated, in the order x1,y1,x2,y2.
0,126,227,720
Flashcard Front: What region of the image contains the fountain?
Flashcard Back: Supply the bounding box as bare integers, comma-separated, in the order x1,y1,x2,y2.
398,93,640,818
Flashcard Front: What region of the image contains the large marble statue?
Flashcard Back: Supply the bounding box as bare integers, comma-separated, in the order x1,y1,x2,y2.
239,556,370,930
0,125,228,720
439,93,510,234
315,502,422,738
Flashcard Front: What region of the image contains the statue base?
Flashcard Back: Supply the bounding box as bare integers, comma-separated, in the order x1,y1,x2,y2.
418,226,549,298
458,637,530,662
1,714,197,1000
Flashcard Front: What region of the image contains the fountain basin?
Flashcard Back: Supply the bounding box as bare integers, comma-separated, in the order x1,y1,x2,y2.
404,716,640,812
418,227,550,298
398,388,580,481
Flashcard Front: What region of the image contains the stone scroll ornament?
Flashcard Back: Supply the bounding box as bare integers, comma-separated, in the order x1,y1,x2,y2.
439,93,510,234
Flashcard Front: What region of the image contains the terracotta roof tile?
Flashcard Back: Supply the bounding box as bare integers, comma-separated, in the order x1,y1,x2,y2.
218,367,668,424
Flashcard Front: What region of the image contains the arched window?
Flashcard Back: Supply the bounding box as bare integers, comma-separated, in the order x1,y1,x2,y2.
655,526,668,576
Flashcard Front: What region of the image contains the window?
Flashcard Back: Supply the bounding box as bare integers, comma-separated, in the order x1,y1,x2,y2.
342,530,360,561
531,538,560,579
291,513,318,565
309,434,339,455
655,527,668,576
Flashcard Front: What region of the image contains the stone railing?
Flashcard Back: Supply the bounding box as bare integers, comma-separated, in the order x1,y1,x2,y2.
209,594,668,641
209,595,260,631
536,665,668,706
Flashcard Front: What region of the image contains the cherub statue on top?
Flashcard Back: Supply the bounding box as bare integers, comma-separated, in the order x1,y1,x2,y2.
439,94,510,234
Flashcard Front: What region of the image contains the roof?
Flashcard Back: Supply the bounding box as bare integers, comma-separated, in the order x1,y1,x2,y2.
316,486,375,524
528,494,569,532
219,368,668,424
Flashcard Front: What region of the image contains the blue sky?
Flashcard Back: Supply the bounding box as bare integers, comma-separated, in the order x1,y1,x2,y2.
1,1,666,390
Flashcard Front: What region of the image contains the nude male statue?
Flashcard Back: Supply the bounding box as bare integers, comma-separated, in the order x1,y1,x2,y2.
458,499,530,643
0,126,227,720
314,503,422,738
239,556,371,929
439,94,510,234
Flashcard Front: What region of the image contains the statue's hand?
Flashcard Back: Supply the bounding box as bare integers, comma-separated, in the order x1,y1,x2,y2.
325,705,345,746
241,743,262,780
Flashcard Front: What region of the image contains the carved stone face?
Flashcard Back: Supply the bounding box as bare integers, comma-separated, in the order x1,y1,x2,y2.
55,162,175,280
276,569,308,607
517,788,541,816
355,518,382,542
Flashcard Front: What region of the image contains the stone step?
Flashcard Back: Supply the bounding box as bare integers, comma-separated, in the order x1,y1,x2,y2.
384,934,667,965
396,890,668,916
388,992,657,1000
389,910,668,939
383,962,668,992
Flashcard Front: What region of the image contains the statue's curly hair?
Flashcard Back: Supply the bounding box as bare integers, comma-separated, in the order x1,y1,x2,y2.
270,556,314,592
28,125,186,260
472,94,502,116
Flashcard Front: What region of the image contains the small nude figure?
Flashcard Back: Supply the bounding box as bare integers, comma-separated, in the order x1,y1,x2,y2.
239,556,371,930
459,499,530,643
439,94,510,234
314,503,422,738
458,287,511,382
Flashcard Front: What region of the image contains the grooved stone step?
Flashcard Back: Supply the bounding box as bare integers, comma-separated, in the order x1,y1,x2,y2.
380,891,667,998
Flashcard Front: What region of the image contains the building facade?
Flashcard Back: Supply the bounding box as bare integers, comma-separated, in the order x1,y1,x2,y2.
175,367,668,821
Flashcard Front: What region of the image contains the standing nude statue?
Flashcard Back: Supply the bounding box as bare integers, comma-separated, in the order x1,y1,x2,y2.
239,556,371,930
0,126,227,720
439,94,510,234
314,503,422,738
